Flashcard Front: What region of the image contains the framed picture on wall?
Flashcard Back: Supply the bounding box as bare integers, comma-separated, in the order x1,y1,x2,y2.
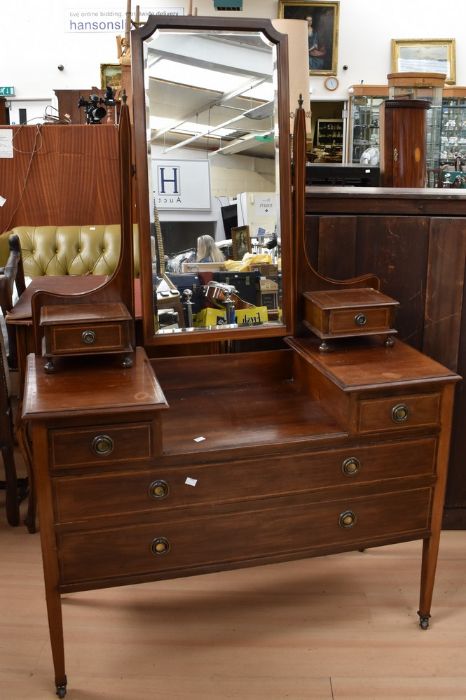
391,39,456,84
278,1,339,75
100,63,123,91
231,226,251,260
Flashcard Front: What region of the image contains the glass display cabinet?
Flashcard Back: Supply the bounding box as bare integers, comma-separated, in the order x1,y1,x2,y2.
439,87,466,186
347,85,388,163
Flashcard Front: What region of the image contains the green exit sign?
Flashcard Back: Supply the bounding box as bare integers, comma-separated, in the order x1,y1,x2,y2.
0,87,15,97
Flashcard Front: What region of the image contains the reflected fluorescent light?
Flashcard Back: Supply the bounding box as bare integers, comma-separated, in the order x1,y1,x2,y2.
150,115,235,138
149,58,274,100
150,59,248,93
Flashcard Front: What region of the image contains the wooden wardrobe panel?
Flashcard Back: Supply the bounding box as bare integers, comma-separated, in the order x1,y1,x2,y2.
424,217,466,372
0,125,119,230
308,213,429,349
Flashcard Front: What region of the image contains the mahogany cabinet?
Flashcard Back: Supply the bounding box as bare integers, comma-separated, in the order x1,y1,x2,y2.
305,186,466,526
379,100,430,187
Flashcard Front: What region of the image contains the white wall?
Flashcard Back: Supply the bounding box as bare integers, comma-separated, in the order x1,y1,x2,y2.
2,0,466,117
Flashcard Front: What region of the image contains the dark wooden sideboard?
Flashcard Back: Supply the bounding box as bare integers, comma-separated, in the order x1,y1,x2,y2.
304,186,466,527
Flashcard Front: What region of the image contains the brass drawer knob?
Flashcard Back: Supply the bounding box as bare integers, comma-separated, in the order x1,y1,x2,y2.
151,537,170,556
149,479,169,500
392,403,409,423
91,434,114,456
342,457,361,476
339,510,357,529
82,329,96,345
354,313,367,327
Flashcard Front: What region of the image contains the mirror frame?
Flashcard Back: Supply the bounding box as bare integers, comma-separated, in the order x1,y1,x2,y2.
131,15,294,347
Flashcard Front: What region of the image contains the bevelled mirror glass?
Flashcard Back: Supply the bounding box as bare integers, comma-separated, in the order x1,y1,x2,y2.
132,16,292,345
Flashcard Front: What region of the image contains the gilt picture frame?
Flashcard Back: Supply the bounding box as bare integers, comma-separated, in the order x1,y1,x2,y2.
391,39,456,84
100,63,123,91
231,226,251,261
278,1,339,75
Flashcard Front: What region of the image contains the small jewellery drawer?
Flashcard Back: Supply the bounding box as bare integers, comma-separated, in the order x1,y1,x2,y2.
50,422,153,470
358,393,441,433
58,487,431,585
302,288,398,339
46,322,130,355
329,307,391,334
52,438,437,522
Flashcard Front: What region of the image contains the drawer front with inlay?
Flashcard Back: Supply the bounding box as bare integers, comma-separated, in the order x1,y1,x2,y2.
52,437,437,522
329,307,392,334
50,422,154,470
47,322,130,354
358,393,441,433
58,487,432,585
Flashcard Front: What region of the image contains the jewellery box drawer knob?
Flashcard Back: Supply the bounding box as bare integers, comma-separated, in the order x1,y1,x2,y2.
391,403,409,423
151,537,170,556
91,434,114,456
354,313,367,326
341,457,361,476
81,329,96,345
148,480,169,499
339,510,357,529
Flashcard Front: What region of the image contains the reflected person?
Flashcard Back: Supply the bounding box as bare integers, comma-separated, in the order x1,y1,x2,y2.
196,234,225,263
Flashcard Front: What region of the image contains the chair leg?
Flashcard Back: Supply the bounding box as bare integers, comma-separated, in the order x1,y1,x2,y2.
15,415,37,533
2,444,19,526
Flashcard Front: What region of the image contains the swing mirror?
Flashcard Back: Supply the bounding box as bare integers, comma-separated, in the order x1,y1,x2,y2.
132,15,292,345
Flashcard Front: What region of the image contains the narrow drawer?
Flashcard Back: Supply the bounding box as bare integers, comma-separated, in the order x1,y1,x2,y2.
53,437,437,522
50,422,153,470
329,307,392,334
45,322,130,355
58,487,431,585
358,393,441,433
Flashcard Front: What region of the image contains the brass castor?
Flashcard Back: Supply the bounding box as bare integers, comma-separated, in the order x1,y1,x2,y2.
418,612,430,630
55,676,67,698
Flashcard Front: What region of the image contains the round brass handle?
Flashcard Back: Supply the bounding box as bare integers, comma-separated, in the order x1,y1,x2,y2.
354,313,367,327
392,403,409,423
151,537,170,556
339,510,357,529
82,329,96,345
342,457,361,476
149,480,169,500
91,434,114,456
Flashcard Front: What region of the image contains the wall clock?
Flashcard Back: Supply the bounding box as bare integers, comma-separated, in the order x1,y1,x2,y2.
324,76,339,91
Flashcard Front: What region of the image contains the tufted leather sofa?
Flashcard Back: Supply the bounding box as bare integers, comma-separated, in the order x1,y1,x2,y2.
0,225,140,278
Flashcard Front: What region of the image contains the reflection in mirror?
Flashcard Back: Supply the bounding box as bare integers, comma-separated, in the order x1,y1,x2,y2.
144,27,284,335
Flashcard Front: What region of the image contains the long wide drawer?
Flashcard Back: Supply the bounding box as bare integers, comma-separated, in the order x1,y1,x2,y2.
52,437,437,522
58,487,431,585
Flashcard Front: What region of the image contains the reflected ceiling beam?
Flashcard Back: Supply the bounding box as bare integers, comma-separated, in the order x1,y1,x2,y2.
209,131,273,156
147,49,271,81
161,101,274,153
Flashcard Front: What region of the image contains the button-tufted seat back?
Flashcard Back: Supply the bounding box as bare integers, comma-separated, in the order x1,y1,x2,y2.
2,225,140,278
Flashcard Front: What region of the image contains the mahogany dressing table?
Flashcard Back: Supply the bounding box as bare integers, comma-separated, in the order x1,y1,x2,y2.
20,17,460,698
